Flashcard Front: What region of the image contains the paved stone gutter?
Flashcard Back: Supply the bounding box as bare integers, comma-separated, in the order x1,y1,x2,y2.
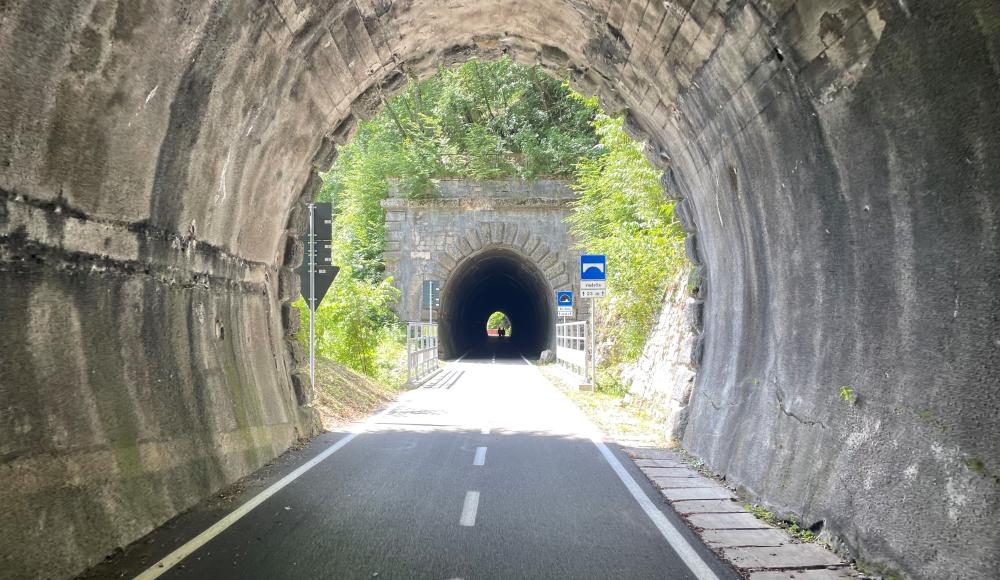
623,447,869,580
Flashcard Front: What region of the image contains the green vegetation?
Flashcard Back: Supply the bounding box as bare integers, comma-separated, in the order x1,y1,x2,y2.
594,368,630,398
745,504,821,544
298,58,598,381
486,311,512,335
322,55,598,209
894,404,954,436
294,272,401,384
310,354,406,429
536,363,671,448
567,103,687,381
855,560,902,580
299,58,687,396
964,457,1000,485
838,385,857,405
913,408,948,433
673,446,731,483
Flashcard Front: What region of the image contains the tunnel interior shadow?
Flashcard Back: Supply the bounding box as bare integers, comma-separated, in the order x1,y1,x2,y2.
78,425,737,580
438,247,556,360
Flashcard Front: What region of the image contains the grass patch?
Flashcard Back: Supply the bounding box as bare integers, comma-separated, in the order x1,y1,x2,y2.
538,364,669,448
672,446,721,480
855,560,903,580
311,355,404,430
596,368,630,398
372,324,408,389
744,503,823,544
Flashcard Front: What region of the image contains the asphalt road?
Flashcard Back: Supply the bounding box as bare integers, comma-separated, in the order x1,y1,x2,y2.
90,340,736,580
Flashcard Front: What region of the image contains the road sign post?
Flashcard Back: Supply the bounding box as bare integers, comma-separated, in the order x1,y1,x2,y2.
309,205,315,388
299,203,339,389
580,254,607,298
422,280,440,324
580,255,607,386
557,290,574,320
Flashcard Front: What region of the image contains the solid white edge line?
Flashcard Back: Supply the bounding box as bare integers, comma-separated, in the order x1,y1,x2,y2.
135,402,403,579
524,362,720,580
473,446,487,466
459,491,480,527
590,439,720,580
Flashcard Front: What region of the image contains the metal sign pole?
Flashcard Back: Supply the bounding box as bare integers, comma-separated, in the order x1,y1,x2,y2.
308,204,316,389
406,324,412,384
590,298,597,390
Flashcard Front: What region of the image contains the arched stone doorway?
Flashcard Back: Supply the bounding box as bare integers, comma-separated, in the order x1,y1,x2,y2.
438,245,557,359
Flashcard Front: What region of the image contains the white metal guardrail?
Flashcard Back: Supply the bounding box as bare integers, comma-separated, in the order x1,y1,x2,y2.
406,322,439,384
555,321,588,382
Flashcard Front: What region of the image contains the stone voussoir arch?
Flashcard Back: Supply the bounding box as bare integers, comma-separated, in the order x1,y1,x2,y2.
432,221,570,292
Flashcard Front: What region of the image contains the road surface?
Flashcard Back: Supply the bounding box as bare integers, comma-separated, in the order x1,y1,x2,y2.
89,341,735,580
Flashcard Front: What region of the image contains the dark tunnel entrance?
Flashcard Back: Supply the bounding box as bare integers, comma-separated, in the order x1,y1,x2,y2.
439,248,556,359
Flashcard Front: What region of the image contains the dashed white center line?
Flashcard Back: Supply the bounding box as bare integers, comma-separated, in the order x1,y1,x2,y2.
459,491,480,527
132,395,414,579
473,446,487,466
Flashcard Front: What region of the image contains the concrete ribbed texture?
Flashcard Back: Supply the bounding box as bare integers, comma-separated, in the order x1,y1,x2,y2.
0,1,997,578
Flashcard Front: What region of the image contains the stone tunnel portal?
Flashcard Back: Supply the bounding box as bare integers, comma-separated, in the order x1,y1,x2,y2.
439,248,555,360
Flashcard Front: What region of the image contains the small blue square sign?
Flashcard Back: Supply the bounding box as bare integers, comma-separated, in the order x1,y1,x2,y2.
557,291,573,307
580,255,606,281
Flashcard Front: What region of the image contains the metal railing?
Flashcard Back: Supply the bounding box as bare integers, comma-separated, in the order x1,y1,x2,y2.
555,321,588,382
406,322,439,384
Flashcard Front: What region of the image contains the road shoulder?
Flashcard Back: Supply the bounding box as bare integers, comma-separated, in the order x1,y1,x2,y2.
534,362,871,580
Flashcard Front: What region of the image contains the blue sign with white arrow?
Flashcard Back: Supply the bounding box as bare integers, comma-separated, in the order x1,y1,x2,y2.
580,255,606,280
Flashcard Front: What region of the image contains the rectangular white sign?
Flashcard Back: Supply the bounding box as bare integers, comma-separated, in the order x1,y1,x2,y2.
558,306,574,317
581,288,606,298
580,280,606,291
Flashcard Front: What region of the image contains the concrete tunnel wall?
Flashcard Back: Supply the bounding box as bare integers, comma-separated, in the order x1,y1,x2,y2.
0,1,997,578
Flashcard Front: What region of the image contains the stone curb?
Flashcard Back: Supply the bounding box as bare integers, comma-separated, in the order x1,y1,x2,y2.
624,447,869,579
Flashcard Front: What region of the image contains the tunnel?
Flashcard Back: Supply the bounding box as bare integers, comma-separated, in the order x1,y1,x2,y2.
438,248,556,359
1,1,998,578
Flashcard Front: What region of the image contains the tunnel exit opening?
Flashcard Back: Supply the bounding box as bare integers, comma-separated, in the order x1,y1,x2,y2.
486,311,512,337
439,247,555,359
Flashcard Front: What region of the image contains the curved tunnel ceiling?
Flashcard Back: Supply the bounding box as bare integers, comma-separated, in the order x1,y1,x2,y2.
439,248,555,359
1,2,998,579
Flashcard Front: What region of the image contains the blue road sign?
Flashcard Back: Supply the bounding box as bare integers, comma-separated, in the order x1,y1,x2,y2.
557,291,574,307
580,255,607,280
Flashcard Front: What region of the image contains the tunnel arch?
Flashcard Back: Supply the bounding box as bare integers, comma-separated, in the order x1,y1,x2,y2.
1,2,998,578
438,246,557,359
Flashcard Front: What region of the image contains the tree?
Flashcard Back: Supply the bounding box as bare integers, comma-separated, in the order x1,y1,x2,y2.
568,110,687,365
303,57,598,376
486,311,511,332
